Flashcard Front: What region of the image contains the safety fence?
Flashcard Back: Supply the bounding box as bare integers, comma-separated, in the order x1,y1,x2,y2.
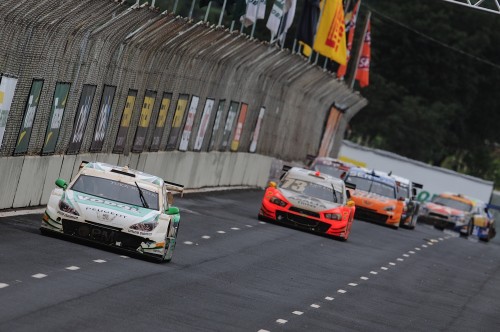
0,0,366,209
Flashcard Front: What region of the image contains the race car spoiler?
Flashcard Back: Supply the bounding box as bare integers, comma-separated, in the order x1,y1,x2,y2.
164,180,184,196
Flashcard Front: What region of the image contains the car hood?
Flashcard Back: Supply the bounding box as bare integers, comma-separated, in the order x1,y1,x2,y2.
65,190,160,228
424,202,463,216
351,190,395,204
279,189,341,212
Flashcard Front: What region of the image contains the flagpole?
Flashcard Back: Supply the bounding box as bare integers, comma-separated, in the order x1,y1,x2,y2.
348,10,371,89
218,0,228,26
251,0,262,39
173,0,179,14
310,0,327,63
189,0,196,19
204,1,212,22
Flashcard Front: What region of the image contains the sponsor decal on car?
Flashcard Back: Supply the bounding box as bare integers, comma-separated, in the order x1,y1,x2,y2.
77,195,139,212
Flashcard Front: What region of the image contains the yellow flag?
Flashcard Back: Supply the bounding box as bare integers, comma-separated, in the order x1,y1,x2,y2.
313,0,347,65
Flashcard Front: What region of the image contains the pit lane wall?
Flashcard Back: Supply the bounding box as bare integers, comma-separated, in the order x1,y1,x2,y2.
0,1,366,210
338,140,494,203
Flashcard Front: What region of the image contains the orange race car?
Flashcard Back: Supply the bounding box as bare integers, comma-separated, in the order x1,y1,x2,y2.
258,166,356,241
344,167,405,228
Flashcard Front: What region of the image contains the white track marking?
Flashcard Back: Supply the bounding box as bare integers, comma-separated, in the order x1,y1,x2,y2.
422,244,428,248
202,235,211,239
439,237,444,241
381,267,388,270
348,283,358,287
93,259,106,263
217,231,226,234
276,319,288,324
0,283,9,289
183,241,193,245
120,255,129,259
360,276,369,280
293,311,304,315
415,248,421,251
32,273,47,279
325,296,334,301
428,242,434,245
258,330,270,332
403,254,410,257
370,271,378,275
0,208,45,217
389,262,396,266
246,225,253,228
259,221,266,224
231,227,240,230
65,266,80,271
431,239,439,242
337,289,347,294
310,304,320,308
409,251,415,254
397,258,404,261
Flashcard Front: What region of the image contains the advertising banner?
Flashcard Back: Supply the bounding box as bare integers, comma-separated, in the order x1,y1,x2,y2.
42,82,71,154
150,92,172,151
220,101,239,151
194,98,215,151
90,85,116,152
113,89,137,153
230,103,248,152
208,100,225,151
0,75,18,150
249,106,266,153
166,94,189,150
178,95,200,151
132,90,157,152
14,79,42,155
66,84,96,154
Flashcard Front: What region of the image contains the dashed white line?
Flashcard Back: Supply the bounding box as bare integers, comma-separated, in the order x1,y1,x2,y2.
246,225,253,228
430,239,439,243
427,242,434,245
389,262,396,266
120,255,129,259
409,251,416,254
325,296,334,301
415,248,421,251
422,244,428,248
397,258,404,261
93,259,106,263
348,283,358,287
338,289,347,294
202,235,211,239
184,241,194,245
217,231,226,234
32,273,47,279
231,227,240,230
293,311,304,315
360,276,369,280
381,267,388,270
370,271,378,275
258,330,270,332
276,319,288,324
65,266,80,271
403,254,410,257
0,283,9,289
310,304,320,308
259,221,266,224
439,237,444,241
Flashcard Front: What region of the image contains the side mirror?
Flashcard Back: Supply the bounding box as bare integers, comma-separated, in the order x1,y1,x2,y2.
347,200,355,207
166,206,180,215
55,178,68,190
268,181,277,188
411,188,417,196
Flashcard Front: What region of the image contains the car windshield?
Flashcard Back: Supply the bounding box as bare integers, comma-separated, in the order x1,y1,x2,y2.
313,164,346,178
71,175,159,210
432,196,472,212
347,175,396,198
280,177,343,203
398,186,409,199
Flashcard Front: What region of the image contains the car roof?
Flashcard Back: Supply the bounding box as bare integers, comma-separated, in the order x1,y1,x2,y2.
80,162,164,187
286,167,345,190
347,167,397,186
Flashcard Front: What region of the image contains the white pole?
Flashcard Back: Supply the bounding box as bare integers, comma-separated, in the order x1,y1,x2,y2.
218,0,228,26
204,1,212,22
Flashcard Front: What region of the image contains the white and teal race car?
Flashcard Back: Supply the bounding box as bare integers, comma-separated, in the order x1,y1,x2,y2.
41,161,184,262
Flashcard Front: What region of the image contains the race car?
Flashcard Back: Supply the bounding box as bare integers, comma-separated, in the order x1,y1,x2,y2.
417,192,475,236
258,166,356,241
344,168,405,229
389,173,423,229
41,161,184,262
471,200,496,242
308,157,352,179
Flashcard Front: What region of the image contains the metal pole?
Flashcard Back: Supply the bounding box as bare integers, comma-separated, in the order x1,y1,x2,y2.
292,38,297,54
173,0,179,14
189,0,196,19
218,0,228,26
250,0,262,39
151,0,156,8
230,20,235,31
204,1,212,22
348,11,371,89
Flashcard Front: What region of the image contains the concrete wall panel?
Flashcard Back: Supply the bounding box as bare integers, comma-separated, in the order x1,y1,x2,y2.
0,158,25,209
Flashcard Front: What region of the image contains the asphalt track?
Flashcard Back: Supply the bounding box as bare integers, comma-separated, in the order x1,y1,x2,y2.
1,189,499,332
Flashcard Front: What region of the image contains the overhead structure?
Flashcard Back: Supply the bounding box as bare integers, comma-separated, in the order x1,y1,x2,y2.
441,0,500,15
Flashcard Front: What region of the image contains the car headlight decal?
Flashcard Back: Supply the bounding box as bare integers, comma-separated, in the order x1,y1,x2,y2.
58,199,80,216
270,197,287,207
129,220,159,232
383,206,395,212
325,213,342,221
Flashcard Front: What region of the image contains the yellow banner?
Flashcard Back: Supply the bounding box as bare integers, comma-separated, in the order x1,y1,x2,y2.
139,96,154,127
157,97,171,127
313,0,347,65
172,99,188,128
121,95,136,127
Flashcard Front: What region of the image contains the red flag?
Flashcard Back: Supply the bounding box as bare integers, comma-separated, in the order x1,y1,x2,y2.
337,0,361,79
355,18,371,88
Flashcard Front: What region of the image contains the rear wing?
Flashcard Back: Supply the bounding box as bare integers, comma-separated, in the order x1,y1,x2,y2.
164,180,184,197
